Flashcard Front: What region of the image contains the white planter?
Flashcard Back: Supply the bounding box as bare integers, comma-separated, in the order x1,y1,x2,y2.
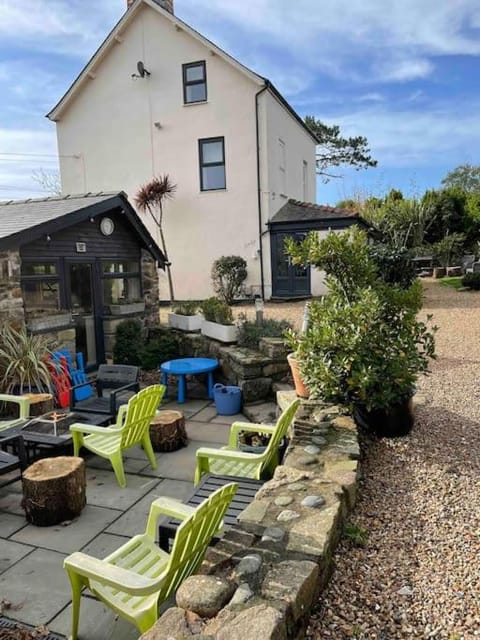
168,313,203,332
109,302,145,315
202,319,238,343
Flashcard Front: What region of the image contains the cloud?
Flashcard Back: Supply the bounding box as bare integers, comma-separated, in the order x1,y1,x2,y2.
356,92,385,103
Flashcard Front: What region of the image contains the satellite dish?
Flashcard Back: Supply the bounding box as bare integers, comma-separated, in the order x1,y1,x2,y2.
137,60,151,77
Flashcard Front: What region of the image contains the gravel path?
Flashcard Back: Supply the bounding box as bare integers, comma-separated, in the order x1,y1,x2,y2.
307,279,480,639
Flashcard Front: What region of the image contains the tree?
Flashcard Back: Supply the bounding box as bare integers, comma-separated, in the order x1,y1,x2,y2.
31,168,62,195
135,175,177,304
304,116,377,181
421,189,466,244
441,164,480,193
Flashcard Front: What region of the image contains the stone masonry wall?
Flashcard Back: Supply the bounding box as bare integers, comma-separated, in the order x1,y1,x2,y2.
0,250,25,322
175,333,290,403
142,250,161,329
140,391,360,640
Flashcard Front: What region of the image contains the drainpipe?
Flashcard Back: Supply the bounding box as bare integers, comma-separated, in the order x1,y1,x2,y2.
255,83,269,300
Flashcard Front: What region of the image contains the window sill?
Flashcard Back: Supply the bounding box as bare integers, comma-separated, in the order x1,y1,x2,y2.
199,188,228,194
183,101,209,107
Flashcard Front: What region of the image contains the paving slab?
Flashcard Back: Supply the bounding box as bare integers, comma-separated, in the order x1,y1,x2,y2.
106,479,192,538
49,595,139,639
11,504,122,553
85,454,151,474
0,548,69,626
0,538,34,573
210,412,246,424
80,532,129,558
0,511,27,537
139,440,224,482
0,482,24,516
193,404,218,422
85,468,160,510
163,399,211,418
186,420,230,444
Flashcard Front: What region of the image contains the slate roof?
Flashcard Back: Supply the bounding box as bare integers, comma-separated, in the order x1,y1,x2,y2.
270,199,361,224
0,191,165,264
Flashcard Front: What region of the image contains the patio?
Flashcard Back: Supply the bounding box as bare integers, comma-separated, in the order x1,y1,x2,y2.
0,397,246,640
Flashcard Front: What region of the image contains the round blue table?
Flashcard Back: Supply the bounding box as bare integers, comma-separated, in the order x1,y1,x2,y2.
160,358,219,404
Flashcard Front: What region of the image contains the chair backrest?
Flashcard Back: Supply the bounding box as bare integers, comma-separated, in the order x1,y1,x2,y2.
261,399,300,469
120,385,165,449
97,365,139,390
158,482,237,601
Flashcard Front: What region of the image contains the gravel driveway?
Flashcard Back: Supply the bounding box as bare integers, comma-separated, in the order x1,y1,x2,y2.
307,279,480,639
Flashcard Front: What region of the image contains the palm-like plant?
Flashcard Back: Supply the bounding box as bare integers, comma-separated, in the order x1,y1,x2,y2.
135,174,177,304
0,322,52,394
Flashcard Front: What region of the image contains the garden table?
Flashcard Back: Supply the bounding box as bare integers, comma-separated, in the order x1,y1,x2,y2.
160,357,219,404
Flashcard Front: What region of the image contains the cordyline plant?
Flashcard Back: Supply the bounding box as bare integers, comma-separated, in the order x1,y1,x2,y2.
135,174,177,304
284,227,437,412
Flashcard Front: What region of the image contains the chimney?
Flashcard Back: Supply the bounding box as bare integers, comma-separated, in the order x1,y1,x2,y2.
127,0,174,12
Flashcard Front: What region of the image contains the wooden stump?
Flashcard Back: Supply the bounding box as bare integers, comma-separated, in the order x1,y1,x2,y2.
22,393,54,417
22,456,86,526
150,410,188,452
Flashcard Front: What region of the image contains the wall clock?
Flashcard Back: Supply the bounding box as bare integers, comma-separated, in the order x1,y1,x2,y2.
100,217,115,236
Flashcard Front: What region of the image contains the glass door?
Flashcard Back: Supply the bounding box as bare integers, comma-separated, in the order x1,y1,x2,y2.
271,232,311,297
67,262,102,368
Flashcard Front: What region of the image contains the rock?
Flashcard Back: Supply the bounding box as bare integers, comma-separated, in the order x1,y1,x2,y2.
304,445,321,455
274,496,293,507
297,455,319,466
397,586,414,596
243,402,277,424
261,527,286,543
176,575,234,618
239,377,272,403
288,482,306,492
234,554,262,578
301,495,326,508
277,509,300,522
215,604,287,640
229,583,254,606
312,436,327,446
139,607,191,639
261,560,319,622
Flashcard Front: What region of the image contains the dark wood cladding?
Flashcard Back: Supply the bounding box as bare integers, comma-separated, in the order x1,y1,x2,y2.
20,210,141,260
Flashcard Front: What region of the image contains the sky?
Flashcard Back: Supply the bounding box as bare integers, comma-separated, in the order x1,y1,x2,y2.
1,0,480,204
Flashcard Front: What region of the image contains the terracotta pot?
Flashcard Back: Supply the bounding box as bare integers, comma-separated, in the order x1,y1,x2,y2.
287,353,310,399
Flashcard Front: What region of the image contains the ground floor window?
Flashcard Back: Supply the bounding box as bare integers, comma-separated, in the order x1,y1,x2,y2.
21,261,61,313
101,260,141,307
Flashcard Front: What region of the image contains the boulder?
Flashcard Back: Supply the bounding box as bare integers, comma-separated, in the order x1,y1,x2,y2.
176,575,235,618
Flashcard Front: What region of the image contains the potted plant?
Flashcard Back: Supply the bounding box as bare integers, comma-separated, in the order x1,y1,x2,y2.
285,228,436,438
109,299,146,315
200,297,238,343
168,301,202,332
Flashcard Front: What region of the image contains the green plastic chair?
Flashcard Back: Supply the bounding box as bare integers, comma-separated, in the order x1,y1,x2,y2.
0,394,31,432
70,385,165,488
64,482,237,638
195,398,300,485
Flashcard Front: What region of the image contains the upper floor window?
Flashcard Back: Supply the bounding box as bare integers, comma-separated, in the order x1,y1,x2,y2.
278,139,286,195
199,137,226,191
183,61,207,104
303,160,309,201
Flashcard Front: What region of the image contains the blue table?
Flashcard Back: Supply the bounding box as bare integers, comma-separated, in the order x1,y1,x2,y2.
160,358,219,404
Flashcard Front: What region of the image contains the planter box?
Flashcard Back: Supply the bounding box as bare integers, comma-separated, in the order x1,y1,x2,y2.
27,312,73,331
168,313,203,332
202,319,238,343
109,302,145,316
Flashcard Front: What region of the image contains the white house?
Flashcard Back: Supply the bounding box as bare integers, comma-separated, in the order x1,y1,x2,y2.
48,0,358,300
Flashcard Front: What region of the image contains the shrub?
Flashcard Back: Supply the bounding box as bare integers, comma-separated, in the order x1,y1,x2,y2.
200,297,234,325
237,315,292,350
369,243,417,289
431,232,465,267
113,319,144,366
462,273,480,290
172,301,198,316
141,328,179,370
211,256,247,304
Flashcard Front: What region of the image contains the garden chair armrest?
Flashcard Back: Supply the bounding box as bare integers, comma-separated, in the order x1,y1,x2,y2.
69,423,116,436
228,422,276,448
145,497,196,538
196,447,263,462
64,552,159,596
0,395,30,420
115,405,129,427
109,382,140,414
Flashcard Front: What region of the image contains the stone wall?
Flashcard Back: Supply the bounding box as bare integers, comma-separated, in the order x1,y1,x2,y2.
0,250,25,322
140,392,360,640
175,333,290,403
142,250,161,329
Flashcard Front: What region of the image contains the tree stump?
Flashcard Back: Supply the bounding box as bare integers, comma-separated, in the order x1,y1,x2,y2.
22,393,54,417
22,456,86,526
150,410,187,452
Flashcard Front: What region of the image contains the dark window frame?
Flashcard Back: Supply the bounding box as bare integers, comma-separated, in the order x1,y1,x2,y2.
100,259,143,310
183,61,207,104
20,258,64,312
198,137,226,192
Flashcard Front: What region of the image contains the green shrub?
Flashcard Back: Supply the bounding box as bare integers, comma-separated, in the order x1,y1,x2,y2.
172,301,198,316
369,243,417,289
237,315,292,350
141,328,179,370
462,272,480,290
211,256,247,304
200,297,234,325
113,319,144,366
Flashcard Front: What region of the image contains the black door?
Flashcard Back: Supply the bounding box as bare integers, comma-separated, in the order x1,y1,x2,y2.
271,232,311,297
66,260,104,368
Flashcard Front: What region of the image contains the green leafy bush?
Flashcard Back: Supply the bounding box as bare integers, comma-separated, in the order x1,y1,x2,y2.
200,297,234,325
237,315,292,350
431,232,465,267
172,301,198,316
141,328,179,370
461,273,480,290
211,256,247,304
113,319,144,366
369,244,417,289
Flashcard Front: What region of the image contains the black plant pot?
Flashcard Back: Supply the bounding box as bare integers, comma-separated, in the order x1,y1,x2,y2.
353,396,414,438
